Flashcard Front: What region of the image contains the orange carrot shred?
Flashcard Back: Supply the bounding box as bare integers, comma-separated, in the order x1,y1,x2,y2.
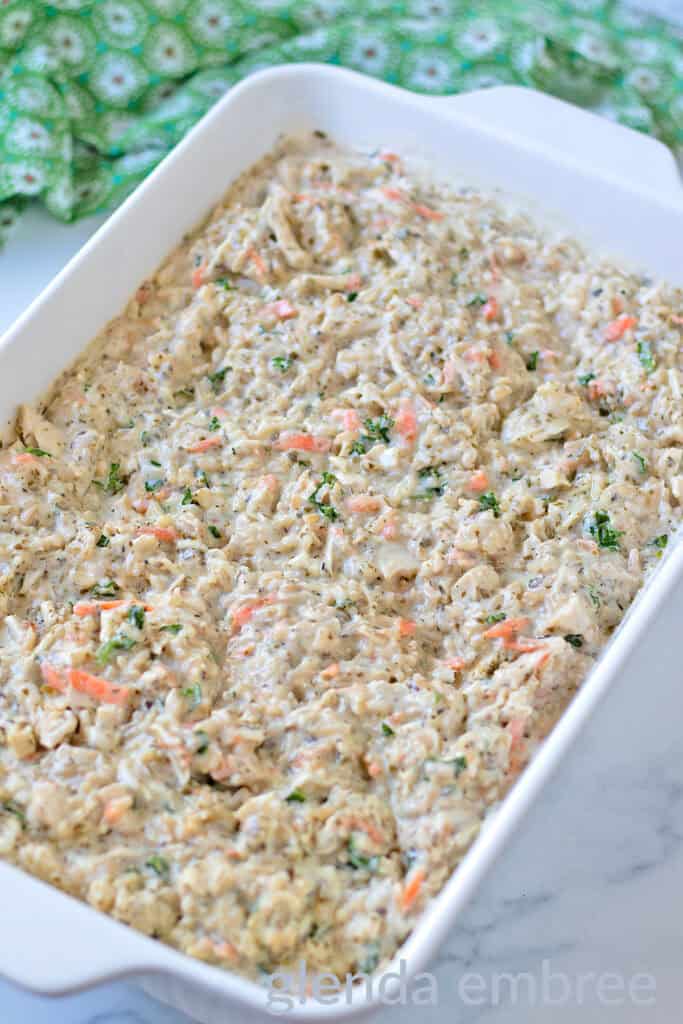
137,526,178,543
400,868,425,911
395,400,417,443
192,266,205,289
398,618,416,637
604,315,637,341
41,662,67,692
68,668,130,706
483,617,529,640
467,470,489,493
275,433,331,453
482,297,499,322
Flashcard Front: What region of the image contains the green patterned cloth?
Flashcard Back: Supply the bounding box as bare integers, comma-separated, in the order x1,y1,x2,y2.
0,0,682,240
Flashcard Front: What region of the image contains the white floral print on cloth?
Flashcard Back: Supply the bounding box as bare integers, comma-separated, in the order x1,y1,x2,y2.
0,0,682,242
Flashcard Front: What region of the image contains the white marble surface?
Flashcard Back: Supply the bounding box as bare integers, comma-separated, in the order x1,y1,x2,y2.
2,3,683,1020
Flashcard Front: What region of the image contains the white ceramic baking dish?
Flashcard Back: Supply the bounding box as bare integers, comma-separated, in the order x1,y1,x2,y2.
1,64,682,1024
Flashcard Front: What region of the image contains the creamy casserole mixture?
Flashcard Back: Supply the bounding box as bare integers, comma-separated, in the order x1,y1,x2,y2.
0,135,681,980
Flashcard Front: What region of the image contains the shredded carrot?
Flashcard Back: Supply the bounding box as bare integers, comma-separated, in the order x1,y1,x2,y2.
487,349,502,370
137,526,178,543
489,251,500,282
400,867,425,911
482,296,499,322
380,151,401,164
464,346,487,363
413,202,444,221
259,473,279,491
345,273,362,292
247,247,267,279
187,436,223,454
320,663,340,679
73,599,152,618
604,315,637,341
231,597,274,632
12,453,37,466
191,265,205,289
346,495,383,514
367,761,382,778
483,616,529,640
331,409,361,432
103,796,132,825
262,299,297,321
350,817,384,845
275,433,331,453
395,400,417,443
68,668,130,705
467,470,489,493
398,618,416,637
587,379,614,401
41,662,67,692
503,637,545,654
445,657,467,671
406,296,423,309
382,186,406,203
671,315,683,326
131,499,149,514
610,295,624,316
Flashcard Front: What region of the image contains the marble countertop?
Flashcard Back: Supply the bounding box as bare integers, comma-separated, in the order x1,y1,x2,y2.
1,4,682,1019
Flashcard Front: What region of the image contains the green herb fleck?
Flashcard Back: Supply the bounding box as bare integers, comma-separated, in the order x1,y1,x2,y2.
96,534,110,548
215,277,231,290
208,416,221,432
272,355,293,372
347,835,379,872
451,755,467,777
128,605,145,630
478,491,501,518
96,462,126,495
637,340,655,373
208,525,221,539
466,293,487,308
526,351,539,371
589,509,621,550
381,722,395,737
96,633,136,667
505,331,515,346
208,367,230,391
174,386,195,401
2,800,25,828
23,446,51,457
347,291,358,302
652,534,668,550
308,472,339,522
486,612,506,624
181,487,197,506
145,479,164,493
286,789,306,803
182,683,202,708
352,415,394,454
91,580,119,598
194,731,209,754
632,451,647,474
145,855,170,880
578,372,596,386
160,623,182,635
564,634,584,648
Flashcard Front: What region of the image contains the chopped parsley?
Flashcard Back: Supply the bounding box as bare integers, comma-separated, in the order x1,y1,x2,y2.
308,471,339,522
208,525,222,539
478,491,501,518
526,351,539,371
182,683,202,708
564,634,584,648
466,293,487,308
145,479,164,493
412,465,444,500
181,487,197,506
589,509,621,550
3,800,26,828
208,367,230,391
23,446,51,457
145,855,170,880
637,340,655,373
96,633,136,667
578,372,596,386
96,534,110,548
272,355,293,372
381,722,395,737
451,755,467,777
652,534,668,550
505,331,515,345
486,612,506,624
214,277,231,289
95,462,126,495
632,451,647,474
160,623,182,634
194,730,210,754
174,386,195,401
208,416,221,432
285,789,306,803
347,835,379,872
91,580,119,598
128,605,145,630
347,291,358,302
351,414,394,454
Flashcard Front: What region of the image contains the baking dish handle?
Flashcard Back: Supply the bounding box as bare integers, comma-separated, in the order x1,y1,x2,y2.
427,85,682,199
